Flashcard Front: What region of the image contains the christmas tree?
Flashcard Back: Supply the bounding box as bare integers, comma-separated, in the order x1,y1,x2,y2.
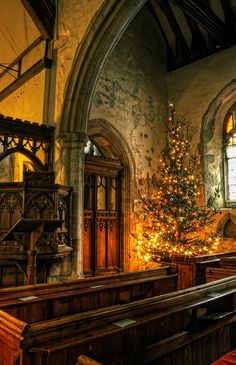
134,104,220,263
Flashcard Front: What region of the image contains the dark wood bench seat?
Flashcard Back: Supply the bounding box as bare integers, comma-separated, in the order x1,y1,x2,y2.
1,275,236,365
168,252,236,289
206,267,236,282
0,267,178,322
220,255,236,269
205,255,236,283
20,276,236,365
0,266,173,299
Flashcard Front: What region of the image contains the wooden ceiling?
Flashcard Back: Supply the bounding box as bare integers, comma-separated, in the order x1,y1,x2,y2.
0,0,236,73
20,0,55,40
148,0,236,70
24,0,236,71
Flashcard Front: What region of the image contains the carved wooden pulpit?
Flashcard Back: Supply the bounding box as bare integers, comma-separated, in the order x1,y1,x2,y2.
0,218,72,285
0,116,73,286
0,172,73,285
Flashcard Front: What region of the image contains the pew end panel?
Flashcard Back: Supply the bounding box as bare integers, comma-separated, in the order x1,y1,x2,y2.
0,309,29,365
168,252,236,289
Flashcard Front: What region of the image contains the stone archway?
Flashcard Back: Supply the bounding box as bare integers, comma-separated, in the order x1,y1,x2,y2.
60,0,147,135
58,1,146,276
201,79,236,207
86,119,136,272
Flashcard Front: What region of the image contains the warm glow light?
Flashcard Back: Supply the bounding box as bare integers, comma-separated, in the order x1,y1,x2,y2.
133,105,220,266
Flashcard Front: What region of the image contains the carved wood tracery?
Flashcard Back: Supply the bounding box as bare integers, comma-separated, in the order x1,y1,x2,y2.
0,117,72,286
0,116,54,171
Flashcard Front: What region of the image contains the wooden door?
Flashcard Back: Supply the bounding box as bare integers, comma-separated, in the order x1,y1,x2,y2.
83,156,123,276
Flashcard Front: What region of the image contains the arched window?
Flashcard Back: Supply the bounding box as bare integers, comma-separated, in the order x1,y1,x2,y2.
224,110,236,203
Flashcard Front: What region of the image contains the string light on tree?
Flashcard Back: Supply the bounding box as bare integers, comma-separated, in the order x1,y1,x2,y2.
134,103,220,264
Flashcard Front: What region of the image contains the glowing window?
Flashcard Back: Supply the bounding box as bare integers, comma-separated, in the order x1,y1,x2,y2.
225,112,236,201
226,114,233,134
84,139,102,156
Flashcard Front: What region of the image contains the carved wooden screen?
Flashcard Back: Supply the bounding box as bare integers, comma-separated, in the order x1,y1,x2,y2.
0,117,73,287
0,115,54,173
84,156,123,276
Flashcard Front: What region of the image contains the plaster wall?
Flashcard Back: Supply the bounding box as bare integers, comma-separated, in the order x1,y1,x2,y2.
168,46,236,142
168,47,236,254
168,45,236,205
90,5,168,181
88,5,168,271
0,72,45,123
0,0,103,124
54,0,103,122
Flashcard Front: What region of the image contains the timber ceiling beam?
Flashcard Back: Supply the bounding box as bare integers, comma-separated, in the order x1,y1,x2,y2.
170,0,234,47
21,0,56,39
220,0,236,32
155,0,190,65
184,15,208,59
148,1,176,70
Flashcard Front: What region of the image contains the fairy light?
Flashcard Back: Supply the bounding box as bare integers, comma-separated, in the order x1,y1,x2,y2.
133,104,221,264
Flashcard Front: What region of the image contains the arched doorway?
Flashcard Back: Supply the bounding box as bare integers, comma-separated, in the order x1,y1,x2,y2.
83,138,123,276
58,0,146,276
82,118,135,275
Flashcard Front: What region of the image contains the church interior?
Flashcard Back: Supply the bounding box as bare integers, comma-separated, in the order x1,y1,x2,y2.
1,0,236,364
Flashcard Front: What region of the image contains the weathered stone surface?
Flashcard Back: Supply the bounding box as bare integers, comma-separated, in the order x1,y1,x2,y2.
91,5,167,181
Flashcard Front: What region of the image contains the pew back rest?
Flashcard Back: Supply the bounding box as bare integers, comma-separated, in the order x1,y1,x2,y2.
206,267,236,282
0,270,178,322
26,276,236,365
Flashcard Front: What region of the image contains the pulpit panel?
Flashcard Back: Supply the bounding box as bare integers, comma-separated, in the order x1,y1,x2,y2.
0,118,73,287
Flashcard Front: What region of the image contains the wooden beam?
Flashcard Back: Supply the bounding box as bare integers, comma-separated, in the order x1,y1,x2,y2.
196,0,220,51
170,0,234,46
0,58,52,102
155,0,190,65
20,0,56,39
220,0,236,32
148,1,176,70
184,15,208,58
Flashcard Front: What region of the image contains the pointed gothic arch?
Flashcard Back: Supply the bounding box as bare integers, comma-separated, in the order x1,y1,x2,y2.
201,79,236,207
85,119,136,273
58,1,146,275
60,0,147,135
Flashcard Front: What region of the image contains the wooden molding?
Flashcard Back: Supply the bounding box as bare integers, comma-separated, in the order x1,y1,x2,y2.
0,57,52,102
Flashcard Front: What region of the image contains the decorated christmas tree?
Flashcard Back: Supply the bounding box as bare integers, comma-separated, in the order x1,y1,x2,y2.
134,104,220,264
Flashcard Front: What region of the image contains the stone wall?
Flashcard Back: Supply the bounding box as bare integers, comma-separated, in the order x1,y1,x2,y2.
168,45,236,207
0,72,45,123
90,5,168,181
89,5,168,270
54,0,103,123
0,0,104,125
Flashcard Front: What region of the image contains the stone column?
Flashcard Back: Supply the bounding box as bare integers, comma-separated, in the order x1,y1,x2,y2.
56,132,88,278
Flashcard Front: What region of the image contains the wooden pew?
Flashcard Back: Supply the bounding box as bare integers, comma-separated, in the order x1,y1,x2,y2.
1,276,236,365
205,255,236,283
0,266,178,323
206,267,236,282
220,255,236,269
0,266,174,299
76,355,102,365
167,251,236,289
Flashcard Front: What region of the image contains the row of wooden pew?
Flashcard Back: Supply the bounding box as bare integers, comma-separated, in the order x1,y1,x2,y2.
167,251,236,289
0,266,177,323
0,262,236,365
206,255,236,283
0,266,178,365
